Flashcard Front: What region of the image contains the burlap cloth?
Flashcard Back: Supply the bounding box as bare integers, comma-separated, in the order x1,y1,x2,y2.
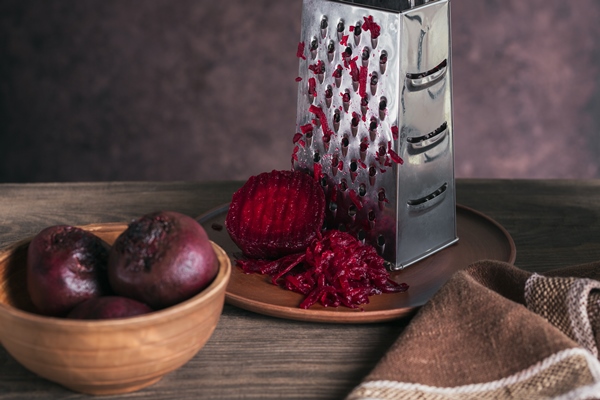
346,260,600,400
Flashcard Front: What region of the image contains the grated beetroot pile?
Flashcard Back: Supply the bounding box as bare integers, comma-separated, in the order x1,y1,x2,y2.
237,230,408,309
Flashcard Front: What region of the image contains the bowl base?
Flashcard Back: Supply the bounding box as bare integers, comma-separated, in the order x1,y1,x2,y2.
65,376,163,396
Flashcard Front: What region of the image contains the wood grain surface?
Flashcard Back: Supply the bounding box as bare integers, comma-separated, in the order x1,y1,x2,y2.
1,179,600,399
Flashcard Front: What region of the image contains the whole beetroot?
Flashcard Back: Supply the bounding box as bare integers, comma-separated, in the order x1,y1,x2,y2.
27,225,111,317
67,296,153,320
108,211,218,309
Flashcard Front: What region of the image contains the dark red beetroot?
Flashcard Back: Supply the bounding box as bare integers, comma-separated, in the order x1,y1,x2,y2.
225,170,326,259
108,211,218,310
67,296,153,320
237,230,408,309
27,225,111,317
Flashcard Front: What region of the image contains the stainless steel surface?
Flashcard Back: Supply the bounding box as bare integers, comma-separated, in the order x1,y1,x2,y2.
293,0,457,270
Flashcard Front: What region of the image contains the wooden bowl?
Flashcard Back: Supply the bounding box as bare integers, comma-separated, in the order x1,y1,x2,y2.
0,223,231,395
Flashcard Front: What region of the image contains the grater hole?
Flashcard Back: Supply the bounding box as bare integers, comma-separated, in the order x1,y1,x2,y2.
354,22,362,36
362,47,370,60
310,37,318,51
406,59,447,80
321,16,328,30
329,202,338,212
368,209,376,221
325,85,333,98
341,135,350,148
357,230,366,241
369,118,378,131
407,122,448,145
407,182,448,206
348,205,357,217
369,165,377,177
340,179,348,191
337,19,345,32
350,160,358,172
377,188,386,202
380,51,388,64
320,176,328,187
313,152,321,162
379,96,387,110
327,41,335,52
344,46,353,57
377,235,385,247
371,72,378,85
378,143,386,156
338,224,347,232
380,50,388,73
333,109,341,123
358,183,367,196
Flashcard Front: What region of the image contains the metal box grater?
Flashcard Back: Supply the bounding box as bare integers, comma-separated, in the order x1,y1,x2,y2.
292,0,457,270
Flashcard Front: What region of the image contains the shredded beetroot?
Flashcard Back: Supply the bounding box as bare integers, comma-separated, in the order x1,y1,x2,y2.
300,123,313,135
309,104,334,141
292,133,303,144
308,77,317,97
387,141,404,165
237,230,408,309
313,162,322,181
297,42,306,60
332,65,343,79
340,35,349,46
348,189,363,210
295,76,302,82
391,125,399,140
349,60,360,82
309,60,325,75
362,16,381,39
358,66,369,98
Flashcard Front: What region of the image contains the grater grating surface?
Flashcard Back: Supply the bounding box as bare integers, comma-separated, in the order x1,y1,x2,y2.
293,0,457,270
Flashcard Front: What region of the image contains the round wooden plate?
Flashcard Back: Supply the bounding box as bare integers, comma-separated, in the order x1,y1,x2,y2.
198,204,516,323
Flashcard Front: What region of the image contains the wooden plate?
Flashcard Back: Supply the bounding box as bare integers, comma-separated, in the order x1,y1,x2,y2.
198,204,516,323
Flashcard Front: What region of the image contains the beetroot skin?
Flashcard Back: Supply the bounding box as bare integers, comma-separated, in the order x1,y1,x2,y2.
27,225,111,317
225,170,326,259
108,211,218,309
67,296,153,320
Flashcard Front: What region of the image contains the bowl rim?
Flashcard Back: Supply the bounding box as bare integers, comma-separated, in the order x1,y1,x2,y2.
0,231,231,329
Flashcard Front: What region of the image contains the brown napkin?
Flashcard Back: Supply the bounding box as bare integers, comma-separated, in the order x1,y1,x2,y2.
346,260,600,400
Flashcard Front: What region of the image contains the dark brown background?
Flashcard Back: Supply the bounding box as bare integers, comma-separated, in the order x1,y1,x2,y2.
1,0,599,183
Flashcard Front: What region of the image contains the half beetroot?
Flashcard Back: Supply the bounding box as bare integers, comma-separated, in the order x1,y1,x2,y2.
226,170,326,259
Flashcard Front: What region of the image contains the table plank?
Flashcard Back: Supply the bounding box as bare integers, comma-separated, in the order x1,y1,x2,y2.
1,179,600,399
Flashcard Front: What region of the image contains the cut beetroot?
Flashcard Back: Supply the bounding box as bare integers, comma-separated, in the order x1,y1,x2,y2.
226,170,326,259
237,230,408,309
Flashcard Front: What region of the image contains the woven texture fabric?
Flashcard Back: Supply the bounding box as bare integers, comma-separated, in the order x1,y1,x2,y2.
347,261,600,400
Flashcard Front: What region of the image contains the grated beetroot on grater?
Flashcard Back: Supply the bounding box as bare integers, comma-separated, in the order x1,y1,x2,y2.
226,170,326,259
309,104,334,140
391,125,399,140
340,35,349,46
236,230,408,309
358,66,369,98
308,77,317,97
297,42,307,60
387,141,404,164
362,16,381,39
309,60,325,75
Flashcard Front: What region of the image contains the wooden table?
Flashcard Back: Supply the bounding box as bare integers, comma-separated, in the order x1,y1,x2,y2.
2,179,600,399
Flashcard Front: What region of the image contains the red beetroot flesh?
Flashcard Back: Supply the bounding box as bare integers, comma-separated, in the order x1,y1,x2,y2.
237,230,408,309
27,225,111,317
67,296,153,320
108,211,218,310
225,170,326,259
